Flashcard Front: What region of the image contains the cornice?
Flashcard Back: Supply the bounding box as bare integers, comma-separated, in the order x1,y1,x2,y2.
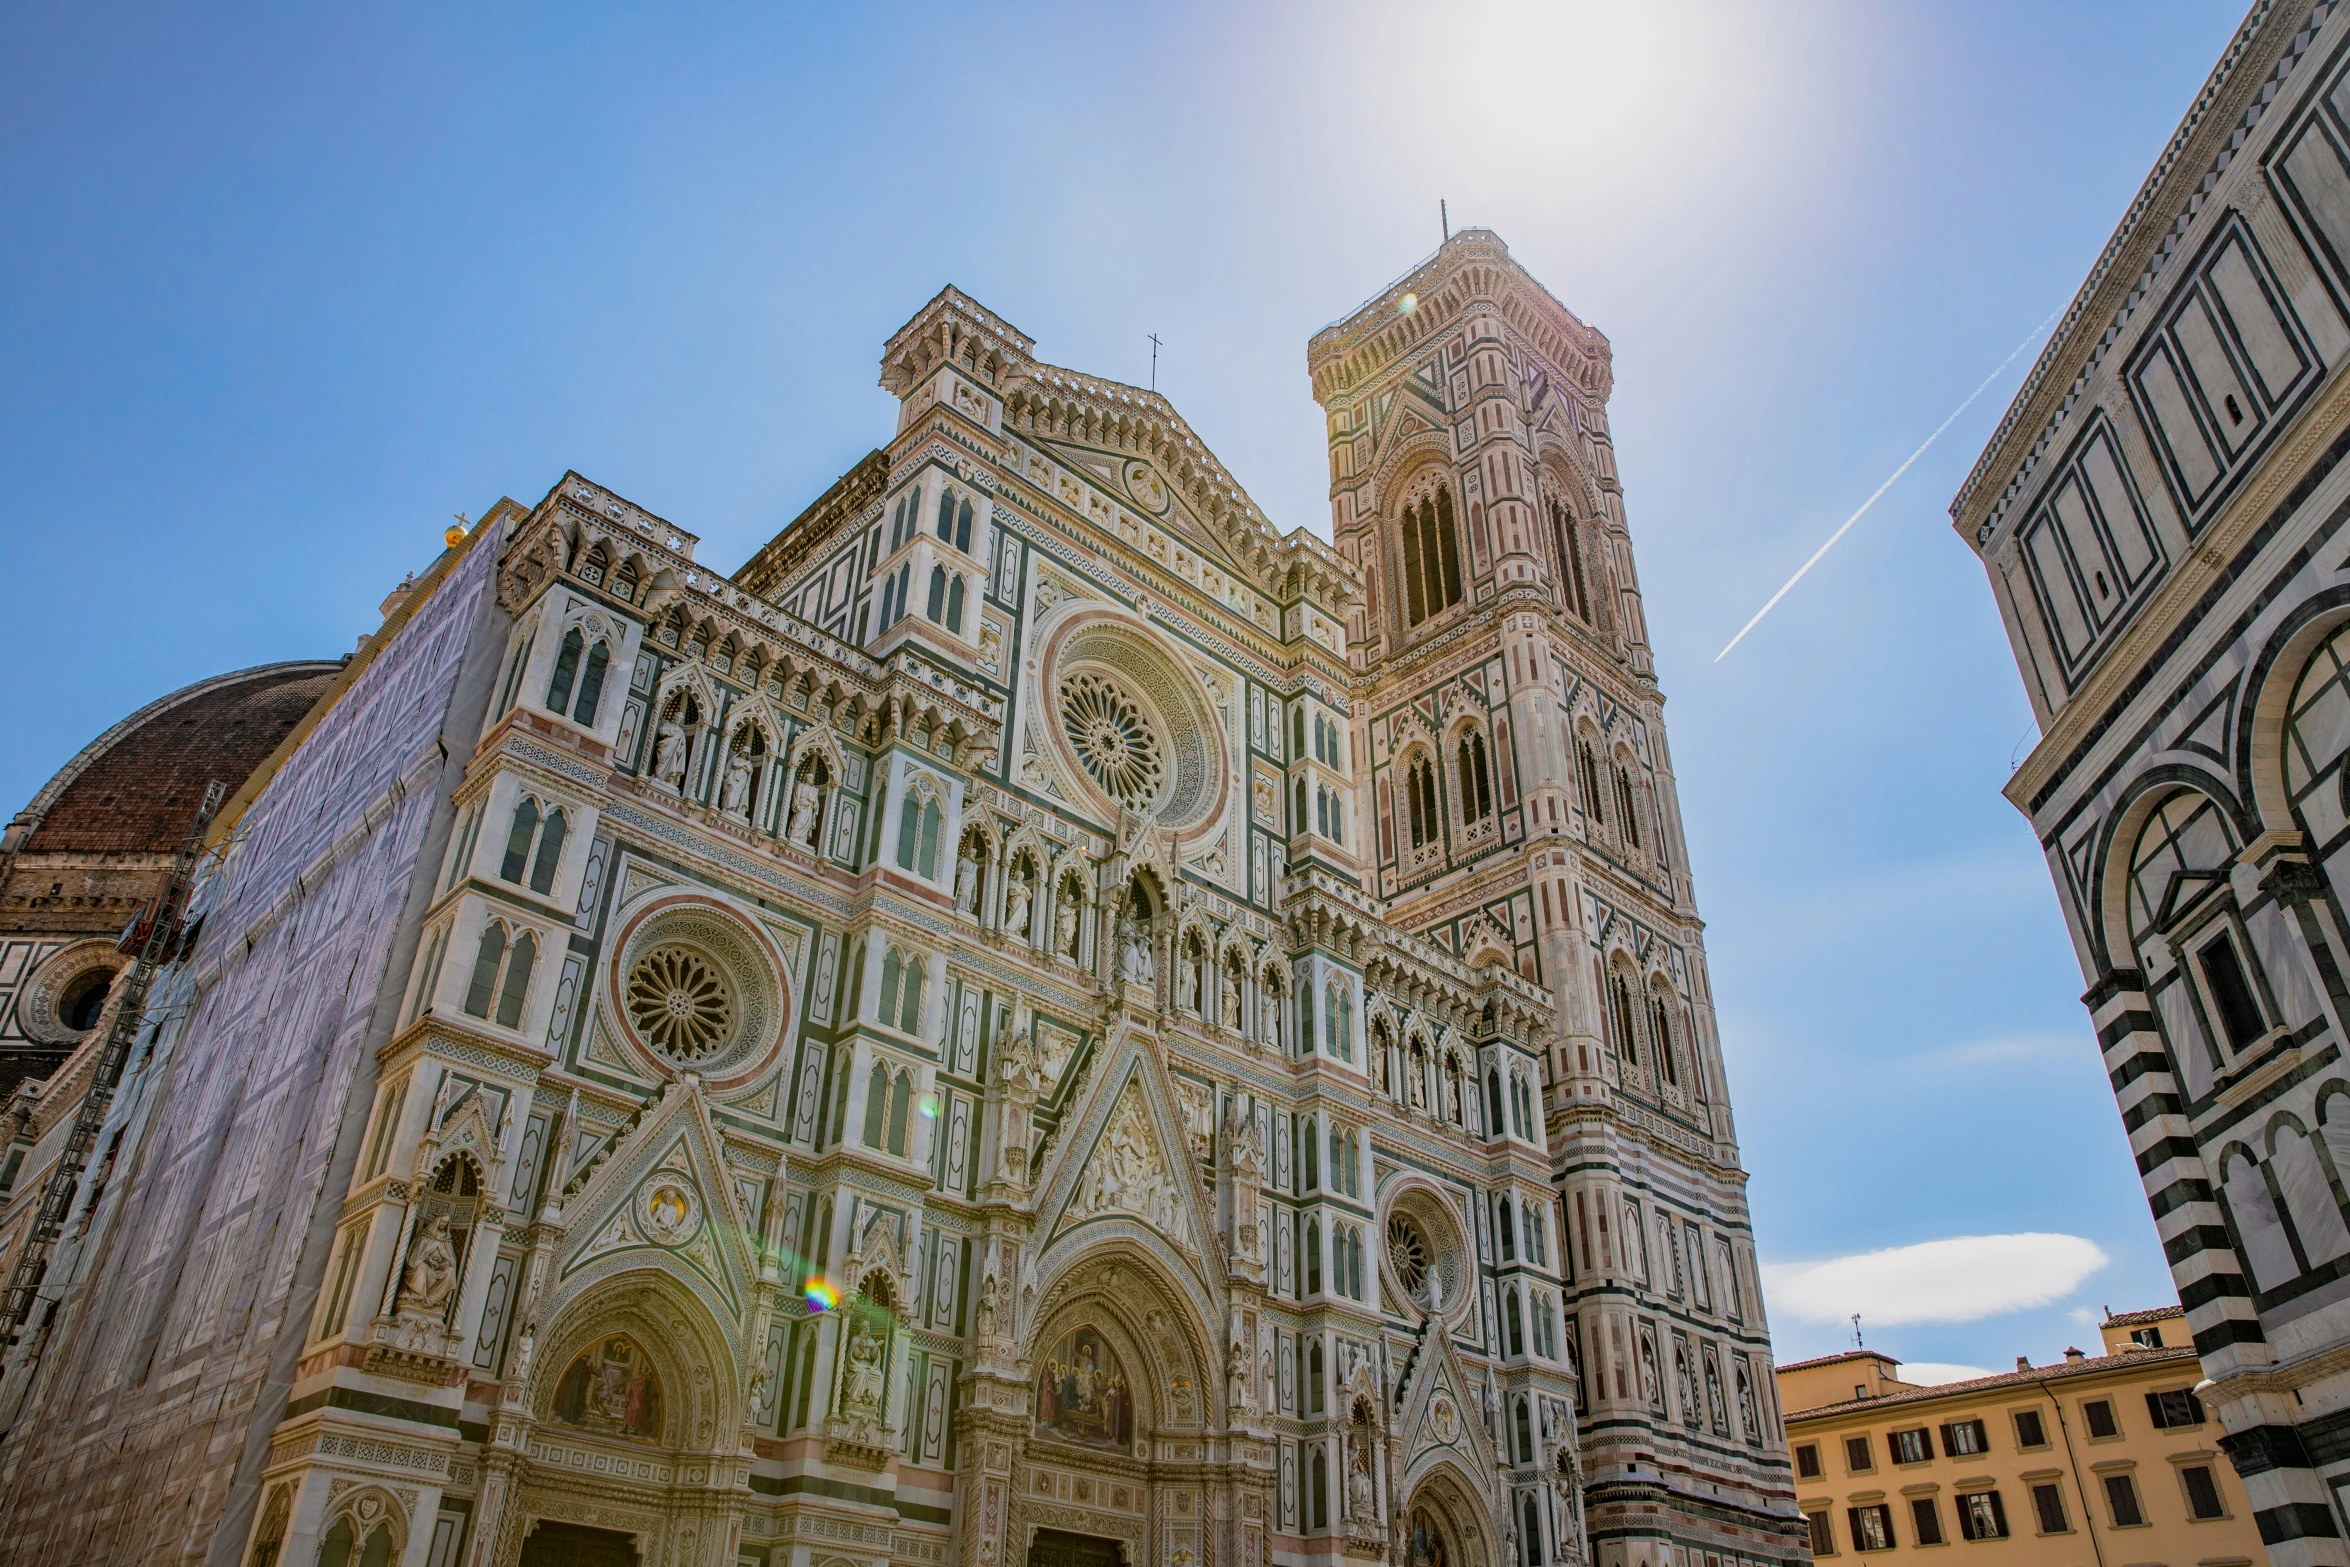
1306,229,1613,407
1953,0,2332,545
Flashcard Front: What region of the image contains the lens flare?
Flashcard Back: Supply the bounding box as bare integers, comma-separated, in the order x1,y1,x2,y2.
1399,292,1417,314
803,1277,839,1314
918,1093,940,1120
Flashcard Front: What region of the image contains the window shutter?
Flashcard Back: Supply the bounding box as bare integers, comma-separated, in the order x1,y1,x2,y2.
1988,1491,2007,1537
2145,1391,2167,1429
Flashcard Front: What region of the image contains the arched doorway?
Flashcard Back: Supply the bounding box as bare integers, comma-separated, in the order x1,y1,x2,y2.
493,1273,746,1567
1401,1466,1496,1567
996,1247,1231,1567
519,1520,640,1566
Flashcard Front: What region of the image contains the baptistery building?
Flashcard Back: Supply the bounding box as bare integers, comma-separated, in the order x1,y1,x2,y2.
1957,6,2350,1563
0,233,1797,1567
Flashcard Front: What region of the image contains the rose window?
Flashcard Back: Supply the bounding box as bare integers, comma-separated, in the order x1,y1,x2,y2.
1387,1215,1432,1302
1060,671,1166,814
626,944,736,1061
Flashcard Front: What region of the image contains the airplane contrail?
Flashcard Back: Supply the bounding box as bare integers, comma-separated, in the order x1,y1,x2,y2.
1712,305,2067,664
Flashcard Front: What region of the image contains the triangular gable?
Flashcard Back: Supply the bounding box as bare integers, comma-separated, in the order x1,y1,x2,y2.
1034,1032,1219,1285
1396,1329,1500,1487
556,1079,756,1317
1367,406,1442,491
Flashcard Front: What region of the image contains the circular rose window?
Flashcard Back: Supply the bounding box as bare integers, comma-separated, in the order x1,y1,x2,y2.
626,944,736,1061
1041,618,1225,834
1382,1188,1469,1320
1060,671,1167,814
606,900,782,1081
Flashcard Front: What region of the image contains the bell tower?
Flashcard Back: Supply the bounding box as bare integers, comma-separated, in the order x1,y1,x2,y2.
1311,230,1804,1567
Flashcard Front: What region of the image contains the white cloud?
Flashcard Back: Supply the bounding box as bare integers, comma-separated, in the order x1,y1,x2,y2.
1763,1234,2108,1326
1897,1363,1996,1386
1926,1033,2081,1068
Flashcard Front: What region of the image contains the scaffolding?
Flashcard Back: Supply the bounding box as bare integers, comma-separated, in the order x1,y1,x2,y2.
0,776,225,1343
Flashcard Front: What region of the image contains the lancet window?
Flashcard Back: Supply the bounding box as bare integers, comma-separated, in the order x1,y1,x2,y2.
1578,741,1606,827
1405,754,1441,851
1650,992,1679,1087
545,627,612,726
925,565,966,633
1550,499,1591,621
896,785,943,879
863,1059,915,1156
1400,486,1464,626
1610,971,1640,1071
1615,761,1644,851
463,920,537,1029
498,796,567,896
1459,731,1494,825
889,485,922,551
936,485,975,553
878,945,927,1036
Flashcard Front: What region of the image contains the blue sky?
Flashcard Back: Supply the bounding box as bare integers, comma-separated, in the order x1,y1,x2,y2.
0,2,2255,1377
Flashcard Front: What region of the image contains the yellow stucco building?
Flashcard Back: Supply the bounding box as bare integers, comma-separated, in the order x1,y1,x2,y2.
1778,1308,2267,1567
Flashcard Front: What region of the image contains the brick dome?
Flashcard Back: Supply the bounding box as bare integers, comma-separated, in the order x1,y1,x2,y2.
15,660,342,855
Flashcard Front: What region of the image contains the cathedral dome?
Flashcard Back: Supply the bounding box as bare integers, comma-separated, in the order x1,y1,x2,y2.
9,659,342,858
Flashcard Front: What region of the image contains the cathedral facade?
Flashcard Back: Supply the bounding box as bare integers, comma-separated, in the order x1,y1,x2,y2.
0,234,1798,1567
1957,6,2350,1563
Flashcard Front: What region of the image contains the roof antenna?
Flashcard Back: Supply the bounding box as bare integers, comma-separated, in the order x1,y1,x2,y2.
1149,332,1162,394
1441,199,1449,242
1852,1314,1864,1349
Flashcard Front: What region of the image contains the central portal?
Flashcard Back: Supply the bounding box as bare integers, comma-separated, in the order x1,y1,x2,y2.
520,1520,641,1566
1029,1528,1126,1567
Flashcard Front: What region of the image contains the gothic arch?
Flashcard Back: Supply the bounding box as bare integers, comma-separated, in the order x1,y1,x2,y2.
1368,427,1458,521
1400,1455,1498,1567
782,716,846,784
2238,587,2350,832
1023,1241,1214,1433
2091,767,2249,974
528,1267,743,1455
1530,433,1610,530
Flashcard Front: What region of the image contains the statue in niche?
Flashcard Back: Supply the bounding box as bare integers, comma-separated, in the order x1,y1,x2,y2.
1261,988,1282,1051
1004,873,1033,940
1409,1511,1447,1567
975,1272,1000,1340
1227,1105,1264,1181
788,772,821,845
1179,952,1201,1012
955,851,979,914
652,717,688,785
1227,1337,1251,1414
1347,1433,1377,1518
1221,963,1242,1027
398,1213,458,1318
1120,918,1154,983
720,755,751,815
1054,892,1079,957
841,1315,887,1417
